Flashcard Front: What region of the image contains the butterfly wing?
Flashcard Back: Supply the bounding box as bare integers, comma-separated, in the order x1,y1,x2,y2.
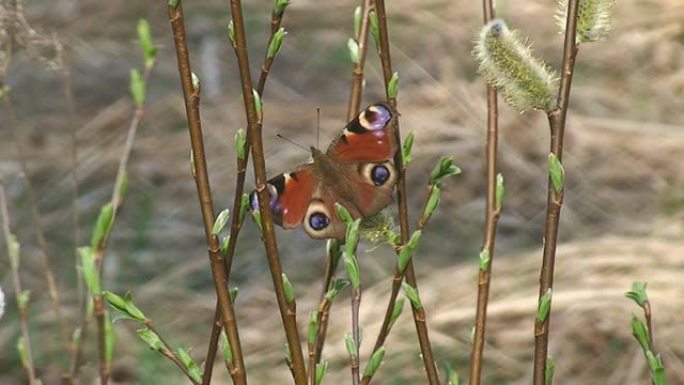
326,103,399,163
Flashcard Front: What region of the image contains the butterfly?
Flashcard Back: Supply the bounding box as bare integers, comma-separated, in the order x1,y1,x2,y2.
250,103,399,240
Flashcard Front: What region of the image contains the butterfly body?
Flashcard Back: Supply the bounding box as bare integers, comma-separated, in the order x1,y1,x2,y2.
251,103,399,240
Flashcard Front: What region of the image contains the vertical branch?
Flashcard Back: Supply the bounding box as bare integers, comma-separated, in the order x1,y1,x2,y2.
2,87,71,356
0,183,38,385
346,0,373,121
166,3,247,385
94,294,109,385
532,0,580,384
226,0,307,383
468,0,500,383
201,5,289,384
371,1,441,384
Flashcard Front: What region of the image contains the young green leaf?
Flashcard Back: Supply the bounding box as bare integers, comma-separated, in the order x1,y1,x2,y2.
315,361,328,385
343,252,361,289
212,209,230,235
388,298,405,331
625,281,649,308
479,249,491,271
422,183,442,221
267,28,288,59
363,346,386,377
168,0,179,8
347,38,360,64
137,19,156,69
345,219,362,256
344,333,357,358
105,311,115,364
273,0,290,17
191,72,200,90
387,71,399,100
17,290,30,309
177,348,203,383
220,331,234,364
251,210,263,233
369,11,380,46
429,156,462,184
630,315,650,353
235,128,247,161
326,238,343,267
252,89,262,116
495,173,505,211
548,153,565,193
227,20,236,46
239,193,249,223
402,131,414,166
282,273,295,303
353,6,362,38
7,233,20,269
334,203,354,227
230,287,239,303
221,235,230,255
308,310,319,345
325,279,350,301
103,291,146,322
537,288,553,322
16,338,28,367
398,230,422,272
79,247,101,295
91,203,114,249
444,361,460,385
645,351,667,385
137,328,163,351
545,355,555,385
402,282,422,309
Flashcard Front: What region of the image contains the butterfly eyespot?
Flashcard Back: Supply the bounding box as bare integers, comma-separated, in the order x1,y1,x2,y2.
308,212,330,231
371,165,390,186
359,104,392,131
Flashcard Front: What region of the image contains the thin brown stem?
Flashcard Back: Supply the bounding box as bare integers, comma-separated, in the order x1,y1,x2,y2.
201,6,288,383
346,0,373,121
351,286,362,385
532,1,580,384
313,246,341,361
2,87,71,357
167,3,247,384
146,321,202,385
93,295,109,385
226,0,307,383
361,184,440,385
468,0,500,384
0,183,38,385
368,1,440,384
644,301,654,351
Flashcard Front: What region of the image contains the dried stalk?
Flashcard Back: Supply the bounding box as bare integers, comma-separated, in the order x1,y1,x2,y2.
468,0,500,383
365,1,440,384
167,2,248,385
0,183,38,385
226,0,307,383
532,0,580,383
346,0,373,121
201,5,288,384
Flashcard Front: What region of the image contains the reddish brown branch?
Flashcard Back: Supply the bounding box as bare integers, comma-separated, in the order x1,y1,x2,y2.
167,3,247,384
468,0,500,383
532,0,580,383
346,0,373,121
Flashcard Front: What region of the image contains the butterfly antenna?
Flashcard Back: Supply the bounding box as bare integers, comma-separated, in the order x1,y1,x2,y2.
275,134,311,154
316,106,321,150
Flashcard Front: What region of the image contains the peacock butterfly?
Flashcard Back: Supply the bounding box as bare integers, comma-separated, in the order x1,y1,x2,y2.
249,103,399,240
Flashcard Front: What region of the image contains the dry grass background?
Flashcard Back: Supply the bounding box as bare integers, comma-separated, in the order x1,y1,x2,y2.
0,0,683,384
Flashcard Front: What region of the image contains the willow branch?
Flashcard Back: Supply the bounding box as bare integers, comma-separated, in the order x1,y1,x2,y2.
0,183,38,385
201,6,289,384
367,1,440,384
94,295,109,385
144,320,202,385
346,0,373,121
468,0,500,384
2,85,70,356
532,1,580,384
226,0,307,383
313,246,342,362
167,3,247,384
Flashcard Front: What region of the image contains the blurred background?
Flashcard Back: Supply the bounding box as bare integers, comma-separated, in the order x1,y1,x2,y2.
1,0,683,384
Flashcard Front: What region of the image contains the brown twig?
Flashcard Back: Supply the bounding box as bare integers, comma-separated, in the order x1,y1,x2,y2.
226,0,307,383
532,1,580,384
365,1,440,384
346,0,373,121
167,3,247,384
313,243,342,364
145,320,202,385
468,0,500,384
351,285,362,385
93,295,109,385
201,5,289,384
2,84,71,358
0,183,38,385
